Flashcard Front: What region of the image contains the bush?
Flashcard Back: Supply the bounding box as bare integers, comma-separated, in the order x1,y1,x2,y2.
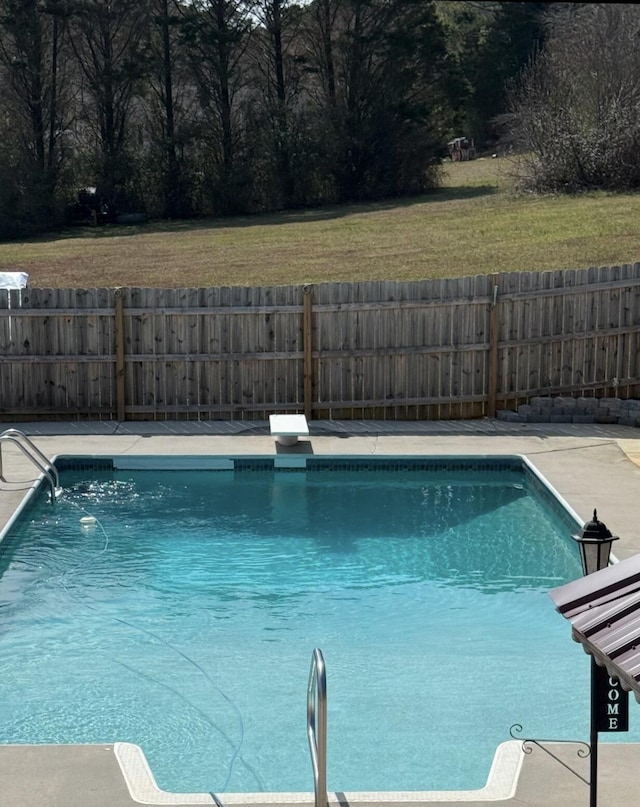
509,4,640,193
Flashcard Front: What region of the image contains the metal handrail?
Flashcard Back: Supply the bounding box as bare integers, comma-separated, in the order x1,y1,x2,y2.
307,648,327,807
0,429,60,504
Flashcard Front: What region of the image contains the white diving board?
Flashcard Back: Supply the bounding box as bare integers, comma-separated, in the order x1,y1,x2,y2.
269,414,309,446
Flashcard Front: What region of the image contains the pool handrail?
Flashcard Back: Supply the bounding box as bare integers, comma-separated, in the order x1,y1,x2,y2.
0,428,60,504
307,648,327,807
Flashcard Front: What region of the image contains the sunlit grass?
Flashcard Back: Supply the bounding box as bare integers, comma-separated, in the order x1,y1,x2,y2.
0,158,639,288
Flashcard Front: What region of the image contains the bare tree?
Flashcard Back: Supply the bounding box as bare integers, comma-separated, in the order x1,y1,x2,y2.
179,0,253,213
67,0,151,205
305,0,338,111
0,0,74,219
244,0,316,207
141,0,198,217
509,3,640,192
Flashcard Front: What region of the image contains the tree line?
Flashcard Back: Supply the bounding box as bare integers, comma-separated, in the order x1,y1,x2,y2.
0,0,547,238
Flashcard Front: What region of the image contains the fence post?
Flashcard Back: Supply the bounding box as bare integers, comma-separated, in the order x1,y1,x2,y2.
487,273,501,418
303,285,314,420
114,288,126,421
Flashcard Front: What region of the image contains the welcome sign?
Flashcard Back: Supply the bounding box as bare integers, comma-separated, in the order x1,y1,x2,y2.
593,664,629,732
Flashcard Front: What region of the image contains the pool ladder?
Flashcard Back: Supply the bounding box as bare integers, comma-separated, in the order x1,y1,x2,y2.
307,648,327,807
0,428,61,505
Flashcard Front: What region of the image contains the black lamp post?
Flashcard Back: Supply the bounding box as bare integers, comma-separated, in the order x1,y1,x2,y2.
572,509,619,577
572,510,619,807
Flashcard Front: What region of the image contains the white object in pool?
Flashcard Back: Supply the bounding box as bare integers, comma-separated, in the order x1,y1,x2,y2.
80,516,97,526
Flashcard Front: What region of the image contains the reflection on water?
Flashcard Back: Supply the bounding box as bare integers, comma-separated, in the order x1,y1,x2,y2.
0,465,589,794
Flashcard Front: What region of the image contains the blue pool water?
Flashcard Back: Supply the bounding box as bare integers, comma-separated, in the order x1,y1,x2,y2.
0,458,633,794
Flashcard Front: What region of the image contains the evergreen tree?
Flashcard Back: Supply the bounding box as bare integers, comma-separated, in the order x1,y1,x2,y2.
304,0,454,202
437,1,546,148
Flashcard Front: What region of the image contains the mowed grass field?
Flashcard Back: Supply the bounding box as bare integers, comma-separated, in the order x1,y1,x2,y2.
1,157,640,288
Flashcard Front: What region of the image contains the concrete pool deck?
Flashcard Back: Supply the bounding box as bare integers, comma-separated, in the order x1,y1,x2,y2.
2,417,640,807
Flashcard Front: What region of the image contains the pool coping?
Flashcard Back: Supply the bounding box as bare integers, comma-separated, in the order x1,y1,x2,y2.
114,741,525,805
2,420,640,807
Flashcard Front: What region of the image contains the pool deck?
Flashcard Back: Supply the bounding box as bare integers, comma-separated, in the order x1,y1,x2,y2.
2,417,640,807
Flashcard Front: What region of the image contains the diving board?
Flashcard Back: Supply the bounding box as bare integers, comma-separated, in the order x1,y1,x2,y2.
269,414,309,446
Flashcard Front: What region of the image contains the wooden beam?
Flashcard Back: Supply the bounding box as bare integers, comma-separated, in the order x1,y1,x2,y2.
114,289,126,421
303,285,313,420
487,274,500,418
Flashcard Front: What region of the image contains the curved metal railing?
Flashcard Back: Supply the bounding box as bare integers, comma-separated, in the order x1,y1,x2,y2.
307,648,327,807
0,428,60,504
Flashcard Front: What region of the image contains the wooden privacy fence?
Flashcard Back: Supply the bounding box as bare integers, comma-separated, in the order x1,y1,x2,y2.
2,264,640,422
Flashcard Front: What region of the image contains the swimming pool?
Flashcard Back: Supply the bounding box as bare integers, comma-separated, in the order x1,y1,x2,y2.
0,455,631,798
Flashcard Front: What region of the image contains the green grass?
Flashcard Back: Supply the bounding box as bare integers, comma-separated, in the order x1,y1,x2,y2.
1,157,639,288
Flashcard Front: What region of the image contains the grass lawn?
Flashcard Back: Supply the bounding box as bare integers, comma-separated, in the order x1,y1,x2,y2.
1,158,639,288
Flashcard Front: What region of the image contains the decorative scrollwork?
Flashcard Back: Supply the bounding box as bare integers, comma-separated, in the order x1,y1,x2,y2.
508,724,590,785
